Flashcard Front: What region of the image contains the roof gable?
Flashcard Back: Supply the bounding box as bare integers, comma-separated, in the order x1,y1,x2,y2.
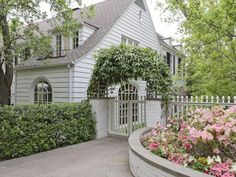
17,0,134,69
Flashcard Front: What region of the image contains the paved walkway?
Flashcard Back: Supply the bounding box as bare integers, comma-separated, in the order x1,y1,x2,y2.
0,137,133,177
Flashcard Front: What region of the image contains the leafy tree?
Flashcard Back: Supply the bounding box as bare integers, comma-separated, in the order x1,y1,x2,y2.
88,45,172,100
157,0,236,96
0,0,94,105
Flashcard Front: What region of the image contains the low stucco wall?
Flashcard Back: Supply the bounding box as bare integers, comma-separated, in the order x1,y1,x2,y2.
128,128,213,177
89,99,109,139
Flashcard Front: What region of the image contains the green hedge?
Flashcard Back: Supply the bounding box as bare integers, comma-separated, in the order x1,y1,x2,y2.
0,102,96,160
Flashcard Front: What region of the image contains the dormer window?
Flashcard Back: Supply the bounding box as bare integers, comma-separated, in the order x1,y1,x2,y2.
121,35,139,46
56,34,62,56
24,47,31,61
73,31,79,49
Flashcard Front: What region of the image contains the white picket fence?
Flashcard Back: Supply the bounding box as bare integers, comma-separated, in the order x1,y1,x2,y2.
169,95,236,118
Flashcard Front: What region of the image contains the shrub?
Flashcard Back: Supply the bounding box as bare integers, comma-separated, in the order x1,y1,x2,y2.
143,106,236,177
0,102,96,160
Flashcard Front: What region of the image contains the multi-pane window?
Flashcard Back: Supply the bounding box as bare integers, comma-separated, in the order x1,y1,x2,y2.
34,81,52,104
24,47,31,61
73,31,79,49
173,55,176,75
178,58,182,65
56,34,62,56
166,52,171,69
121,36,139,46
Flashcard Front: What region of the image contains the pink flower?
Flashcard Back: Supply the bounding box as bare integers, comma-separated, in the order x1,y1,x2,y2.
184,143,192,151
151,129,158,136
201,130,214,142
213,148,221,155
210,162,231,177
148,142,159,151
221,172,235,177
212,107,225,117
168,153,184,165
212,124,225,133
228,105,236,114
217,135,230,146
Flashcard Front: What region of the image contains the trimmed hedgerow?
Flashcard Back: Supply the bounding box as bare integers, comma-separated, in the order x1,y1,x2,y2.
0,102,96,160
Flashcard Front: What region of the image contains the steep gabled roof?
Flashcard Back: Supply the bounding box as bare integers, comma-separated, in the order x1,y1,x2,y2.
17,0,134,69
156,32,179,53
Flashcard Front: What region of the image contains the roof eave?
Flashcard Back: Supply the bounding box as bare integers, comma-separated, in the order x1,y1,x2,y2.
15,62,73,71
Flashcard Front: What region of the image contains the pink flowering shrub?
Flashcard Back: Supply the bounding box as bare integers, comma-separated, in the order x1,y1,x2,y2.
143,106,236,177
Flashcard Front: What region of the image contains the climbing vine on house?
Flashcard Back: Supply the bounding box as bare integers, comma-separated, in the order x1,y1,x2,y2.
88,44,172,100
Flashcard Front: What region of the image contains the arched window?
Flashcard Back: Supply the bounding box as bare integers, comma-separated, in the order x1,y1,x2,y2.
34,80,52,104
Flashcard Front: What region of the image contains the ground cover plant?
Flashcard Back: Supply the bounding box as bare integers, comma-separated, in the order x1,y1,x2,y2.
0,102,96,160
143,106,236,177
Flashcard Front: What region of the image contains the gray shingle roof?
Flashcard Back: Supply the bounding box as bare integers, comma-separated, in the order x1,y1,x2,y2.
156,32,179,53
17,0,134,69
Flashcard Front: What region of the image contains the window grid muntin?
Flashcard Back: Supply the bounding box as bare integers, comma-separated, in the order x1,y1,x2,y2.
73,31,79,49
34,81,52,104
118,84,138,125
56,34,62,56
121,36,139,46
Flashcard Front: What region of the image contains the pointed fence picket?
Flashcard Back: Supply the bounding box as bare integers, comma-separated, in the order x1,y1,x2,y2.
168,95,236,118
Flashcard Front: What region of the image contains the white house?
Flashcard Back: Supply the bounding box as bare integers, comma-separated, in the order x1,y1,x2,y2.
13,0,181,105
157,33,183,76
13,0,161,105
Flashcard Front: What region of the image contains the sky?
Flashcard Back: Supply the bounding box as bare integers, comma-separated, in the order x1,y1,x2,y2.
82,0,179,39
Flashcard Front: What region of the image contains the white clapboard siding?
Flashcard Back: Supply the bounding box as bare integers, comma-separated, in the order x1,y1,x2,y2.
16,66,70,104
80,24,96,45
72,1,160,102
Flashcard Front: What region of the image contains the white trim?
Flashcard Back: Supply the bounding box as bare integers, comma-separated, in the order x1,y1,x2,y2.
67,63,73,102
31,76,54,104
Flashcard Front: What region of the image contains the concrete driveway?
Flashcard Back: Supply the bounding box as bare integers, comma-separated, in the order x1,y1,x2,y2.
0,137,133,177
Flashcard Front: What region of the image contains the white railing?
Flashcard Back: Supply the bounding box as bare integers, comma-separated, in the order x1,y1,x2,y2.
168,95,236,118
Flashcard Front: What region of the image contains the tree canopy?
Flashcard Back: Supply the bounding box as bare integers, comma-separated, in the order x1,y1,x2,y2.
157,0,236,96
88,45,172,99
0,0,94,104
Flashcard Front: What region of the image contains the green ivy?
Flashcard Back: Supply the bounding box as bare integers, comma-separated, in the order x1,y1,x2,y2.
0,102,96,160
88,45,172,100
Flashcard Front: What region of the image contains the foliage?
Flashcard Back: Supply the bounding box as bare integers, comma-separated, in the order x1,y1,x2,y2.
88,45,172,100
0,0,95,105
156,0,236,96
0,102,96,160
143,106,236,177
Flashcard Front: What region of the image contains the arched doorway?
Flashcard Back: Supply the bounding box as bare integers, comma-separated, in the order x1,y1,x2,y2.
108,83,146,137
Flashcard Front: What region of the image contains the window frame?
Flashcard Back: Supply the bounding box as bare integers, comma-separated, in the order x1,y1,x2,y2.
121,35,139,46
56,34,62,56
34,80,53,104
73,31,79,49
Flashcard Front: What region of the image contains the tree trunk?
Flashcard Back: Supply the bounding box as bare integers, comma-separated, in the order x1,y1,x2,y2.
0,13,13,105
0,65,11,105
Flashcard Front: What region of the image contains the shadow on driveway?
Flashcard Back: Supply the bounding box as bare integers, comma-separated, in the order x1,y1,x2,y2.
0,137,133,177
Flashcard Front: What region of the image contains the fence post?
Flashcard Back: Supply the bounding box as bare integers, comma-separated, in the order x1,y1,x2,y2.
108,99,112,133
128,100,132,135
234,96,236,104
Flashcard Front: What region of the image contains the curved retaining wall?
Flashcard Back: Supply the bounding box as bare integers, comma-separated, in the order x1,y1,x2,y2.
128,128,213,177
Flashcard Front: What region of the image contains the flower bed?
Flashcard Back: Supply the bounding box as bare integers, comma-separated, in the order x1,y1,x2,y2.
143,106,236,177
